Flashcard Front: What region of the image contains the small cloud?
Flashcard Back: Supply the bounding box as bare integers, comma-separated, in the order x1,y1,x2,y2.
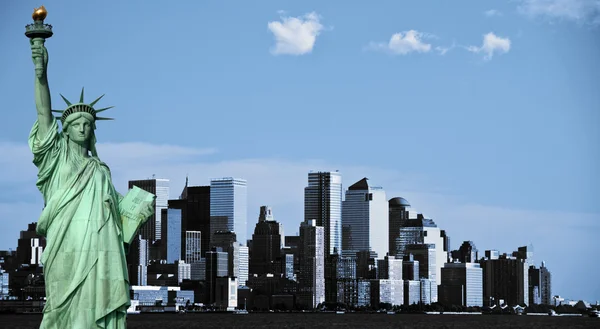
267,11,324,55
435,40,457,56
517,0,600,25
467,32,511,60
367,30,432,55
484,9,503,17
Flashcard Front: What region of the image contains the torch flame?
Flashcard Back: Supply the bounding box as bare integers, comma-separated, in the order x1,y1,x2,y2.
32,5,47,22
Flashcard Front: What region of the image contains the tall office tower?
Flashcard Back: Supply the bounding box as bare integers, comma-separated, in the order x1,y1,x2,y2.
249,206,283,276
16,223,46,266
183,185,211,256
238,245,249,285
165,208,183,263
137,237,149,286
304,171,342,255
388,197,418,257
341,178,388,259
395,213,447,289
528,265,542,305
540,261,552,305
439,262,483,307
406,243,438,303
128,178,170,241
205,247,229,304
455,241,479,263
480,252,529,306
210,178,248,246
377,255,403,280
298,219,325,309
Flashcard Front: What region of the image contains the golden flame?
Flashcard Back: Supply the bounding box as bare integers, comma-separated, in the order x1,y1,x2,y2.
32,5,47,21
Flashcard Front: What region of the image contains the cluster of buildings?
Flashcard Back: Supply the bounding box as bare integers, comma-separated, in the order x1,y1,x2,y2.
0,171,553,311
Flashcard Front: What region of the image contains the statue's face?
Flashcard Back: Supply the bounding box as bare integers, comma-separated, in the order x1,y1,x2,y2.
66,116,92,145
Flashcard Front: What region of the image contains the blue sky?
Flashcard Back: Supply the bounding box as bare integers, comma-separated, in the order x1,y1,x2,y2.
1,0,599,302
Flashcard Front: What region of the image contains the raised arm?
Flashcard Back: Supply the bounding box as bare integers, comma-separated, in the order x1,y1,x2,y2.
31,41,53,139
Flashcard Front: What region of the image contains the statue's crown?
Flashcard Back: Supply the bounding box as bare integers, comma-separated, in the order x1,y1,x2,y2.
52,88,114,124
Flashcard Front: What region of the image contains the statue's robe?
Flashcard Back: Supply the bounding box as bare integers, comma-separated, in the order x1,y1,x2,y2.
30,119,129,329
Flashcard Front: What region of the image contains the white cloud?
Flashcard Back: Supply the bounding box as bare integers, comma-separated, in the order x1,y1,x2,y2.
267,12,324,55
1,140,598,301
484,9,503,17
367,30,432,55
518,0,600,25
467,32,511,60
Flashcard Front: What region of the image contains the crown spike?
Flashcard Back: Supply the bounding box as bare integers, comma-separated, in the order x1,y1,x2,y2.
89,94,105,107
51,110,64,113
60,94,72,106
79,87,85,103
95,106,114,113
96,117,115,121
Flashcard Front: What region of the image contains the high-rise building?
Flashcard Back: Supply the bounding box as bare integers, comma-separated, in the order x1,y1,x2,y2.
16,223,45,266
481,252,529,306
298,219,325,309
439,262,483,307
402,254,420,281
166,208,182,263
388,197,416,258
406,243,438,303
128,178,169,241
539,261,552,305
206,247,229,304
304,171,342,255
210,178,248,246
341,178,388,259
529,261,552,305
394,213,448,290
249,206,283,276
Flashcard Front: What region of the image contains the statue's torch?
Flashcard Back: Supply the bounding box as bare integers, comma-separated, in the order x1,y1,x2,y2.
25,6,53,78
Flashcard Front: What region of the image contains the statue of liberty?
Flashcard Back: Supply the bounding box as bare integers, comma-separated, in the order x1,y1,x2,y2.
26,6,154,329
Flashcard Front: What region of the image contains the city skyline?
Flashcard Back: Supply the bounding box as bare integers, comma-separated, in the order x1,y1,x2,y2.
0,0,598,304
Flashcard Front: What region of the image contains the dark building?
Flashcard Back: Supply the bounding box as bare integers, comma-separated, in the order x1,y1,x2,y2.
128,179,160,241
480,254,529,306
402,254,420,281
16,223,45,267
529,261,552,305
455,241,479,263
249,206,283,277
388,197,411,257
205,247,229,305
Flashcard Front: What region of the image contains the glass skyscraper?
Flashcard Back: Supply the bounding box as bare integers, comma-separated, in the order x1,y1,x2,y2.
166,209,182,263
341,177,387,258
304,171,342,255
210,178,248,245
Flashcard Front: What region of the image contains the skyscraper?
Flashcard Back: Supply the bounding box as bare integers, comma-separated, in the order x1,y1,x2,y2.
298,219,325,309
341,178,388,258
249,206,283,276
128,178,170,241
210,178,248,246
304,171,342,256
388,197,416,257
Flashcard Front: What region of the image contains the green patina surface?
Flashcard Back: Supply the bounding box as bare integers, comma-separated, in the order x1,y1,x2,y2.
26,8,155,329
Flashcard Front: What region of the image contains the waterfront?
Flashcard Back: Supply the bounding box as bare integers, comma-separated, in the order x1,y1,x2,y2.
0,313,598,329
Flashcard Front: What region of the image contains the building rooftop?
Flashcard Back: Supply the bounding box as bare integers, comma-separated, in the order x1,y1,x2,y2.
389,197,411,207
